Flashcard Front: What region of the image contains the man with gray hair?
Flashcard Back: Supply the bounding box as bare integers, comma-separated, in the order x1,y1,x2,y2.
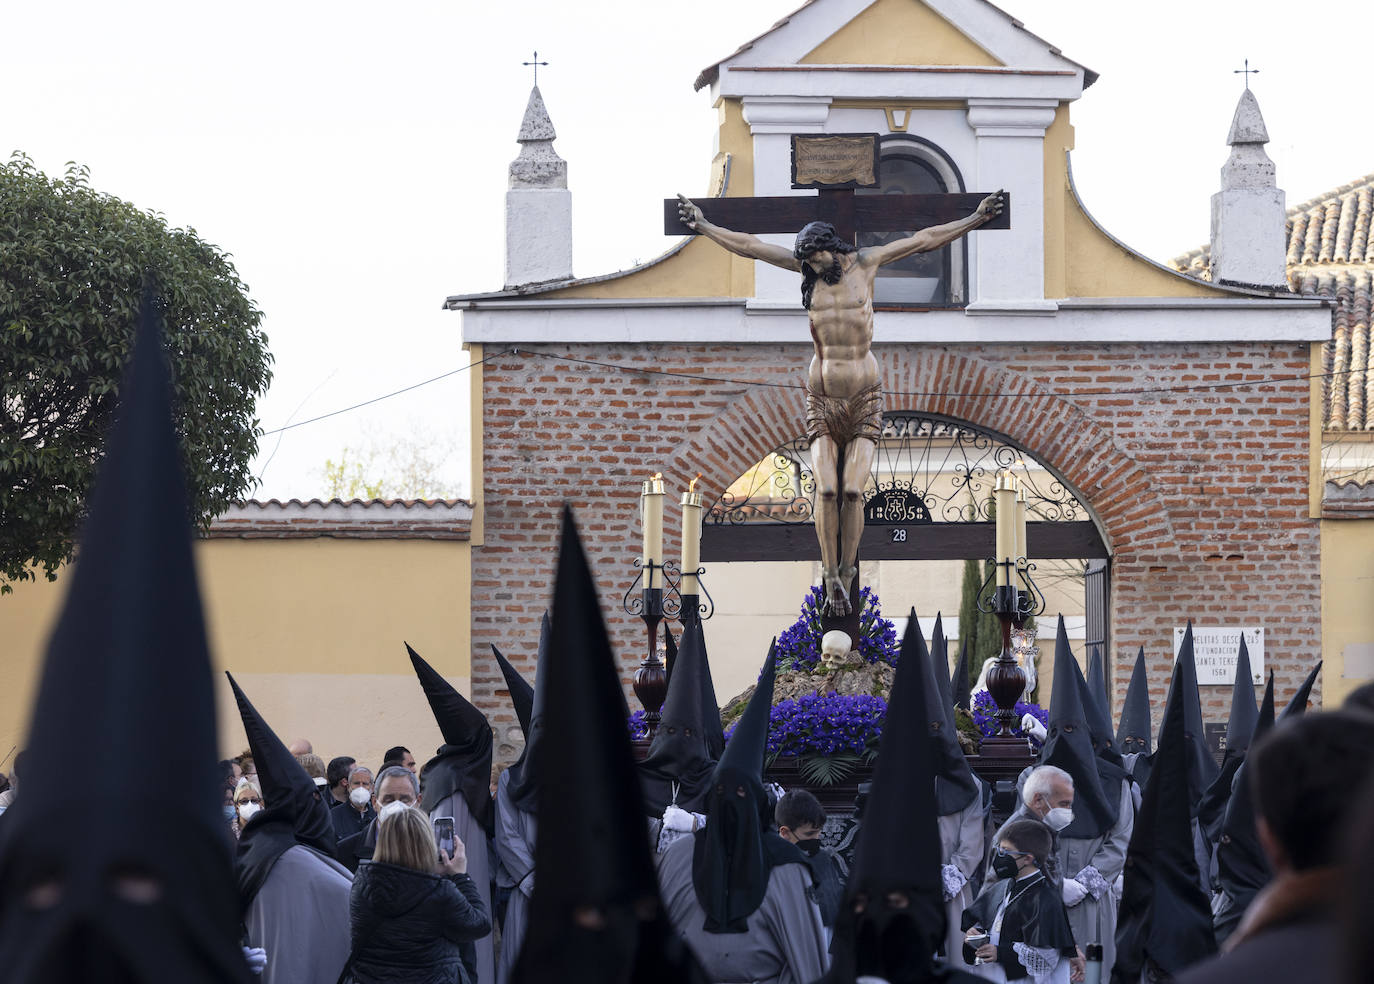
330,764,376,842
334,765,419,874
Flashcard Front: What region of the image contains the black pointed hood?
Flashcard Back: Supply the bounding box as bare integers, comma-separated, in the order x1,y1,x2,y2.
511,508,706,984
692,641,804,934
1279,661,1321,721
0,288,251,983
821,613,953,984
639,620,720,816
1079,645,1124,768
408,643,493,828
1166,624,1220,813
951,638,972,712
1086,646,1110,721
506,610,551,812
1212,672,1277,943
1039,617,1121,840
931,614,954,711
1197,638,1260,845
912,612,979,815
1111,657,1217,981
493,642,535,741
1116,648,1153,758
228,671,337,906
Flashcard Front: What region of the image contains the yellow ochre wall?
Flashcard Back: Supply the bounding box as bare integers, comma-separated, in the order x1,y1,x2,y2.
1320,517,1374,707
0,537,472,776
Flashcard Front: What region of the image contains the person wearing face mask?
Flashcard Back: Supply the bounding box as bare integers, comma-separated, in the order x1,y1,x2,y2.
333,766,378,842
233,778,265,839
962,820,1075,983
987,619,1133,981
776,789,844,930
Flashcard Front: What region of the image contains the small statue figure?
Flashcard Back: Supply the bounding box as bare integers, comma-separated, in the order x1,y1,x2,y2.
677,192,1005,616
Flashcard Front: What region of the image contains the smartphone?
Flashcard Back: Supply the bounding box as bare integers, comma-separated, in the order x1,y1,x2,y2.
433,816,455,857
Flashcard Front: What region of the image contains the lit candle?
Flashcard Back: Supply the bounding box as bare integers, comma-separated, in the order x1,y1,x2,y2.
681,476,703,597
1014,482,1028,565
994,471,1016,587
641,474,665,589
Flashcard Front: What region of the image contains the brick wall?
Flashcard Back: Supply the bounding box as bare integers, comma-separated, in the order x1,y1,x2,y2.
472,340,1319,744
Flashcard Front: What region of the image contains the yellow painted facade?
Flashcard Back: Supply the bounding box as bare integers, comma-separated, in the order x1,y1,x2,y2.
800,0,1001,67
1320,515,1374,707
0,536,473,775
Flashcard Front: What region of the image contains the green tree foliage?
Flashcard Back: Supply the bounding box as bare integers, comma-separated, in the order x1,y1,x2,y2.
0,154,272,591
318,427,465,501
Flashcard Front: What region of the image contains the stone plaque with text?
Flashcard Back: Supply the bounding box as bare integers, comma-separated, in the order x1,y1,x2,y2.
1172,626,1264,685
791,134,881,189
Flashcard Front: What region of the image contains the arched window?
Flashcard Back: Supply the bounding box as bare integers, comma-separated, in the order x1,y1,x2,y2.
857,136,967,308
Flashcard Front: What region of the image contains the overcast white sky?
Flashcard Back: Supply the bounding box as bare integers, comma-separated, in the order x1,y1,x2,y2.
7,0,1371,500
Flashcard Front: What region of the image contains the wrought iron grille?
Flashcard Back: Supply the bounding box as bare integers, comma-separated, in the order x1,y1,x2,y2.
707,411,1085,526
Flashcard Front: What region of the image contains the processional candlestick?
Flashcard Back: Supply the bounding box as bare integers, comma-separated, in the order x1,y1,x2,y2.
625,474,713,738
977,473,1046,743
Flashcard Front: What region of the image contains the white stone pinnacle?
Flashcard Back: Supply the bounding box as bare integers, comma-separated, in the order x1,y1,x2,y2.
506,84,572,287
1209,87,1286,288
509,86,566,191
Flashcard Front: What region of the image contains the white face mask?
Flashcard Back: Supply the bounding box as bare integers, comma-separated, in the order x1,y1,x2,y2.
349,786,372,808
238,801,262,822
1044,807,1074,831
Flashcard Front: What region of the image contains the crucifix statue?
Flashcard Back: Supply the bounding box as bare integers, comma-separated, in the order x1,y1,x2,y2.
667,134,1006,621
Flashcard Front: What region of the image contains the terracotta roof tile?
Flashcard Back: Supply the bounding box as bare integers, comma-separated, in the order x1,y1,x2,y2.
1171,173,1374,430
206,498,474,540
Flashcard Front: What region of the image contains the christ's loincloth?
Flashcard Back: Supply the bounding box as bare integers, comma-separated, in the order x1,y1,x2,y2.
805,382,883,446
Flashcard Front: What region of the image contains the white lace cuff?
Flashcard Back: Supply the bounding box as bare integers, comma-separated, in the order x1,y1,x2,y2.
1075,864,1109,900
941,862,967,900
1012,943,1061,982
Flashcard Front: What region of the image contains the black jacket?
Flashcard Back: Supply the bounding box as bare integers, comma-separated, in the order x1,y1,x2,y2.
336,820,378,874
345,861,491,984
333,802,378,842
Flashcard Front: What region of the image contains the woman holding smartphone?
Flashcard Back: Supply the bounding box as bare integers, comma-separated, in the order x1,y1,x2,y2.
343,804,491,984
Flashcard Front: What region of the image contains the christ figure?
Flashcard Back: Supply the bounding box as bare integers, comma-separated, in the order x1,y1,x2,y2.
677,191,1005,616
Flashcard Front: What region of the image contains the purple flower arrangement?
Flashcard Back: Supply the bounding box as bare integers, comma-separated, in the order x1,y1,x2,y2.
724,690,887,758
970,689,1048,747
774,585,900,672
627,709,649,741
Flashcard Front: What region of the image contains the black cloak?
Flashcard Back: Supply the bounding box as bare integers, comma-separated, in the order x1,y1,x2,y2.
961,871,1076,981
407,642,494,829
0,291,251,984
818,614,984,984
691,641,806,934
1116,647,1153,789
1161,624,1220,815
1211,662,1319,944
1038,617,1124,840
915,612,980,816
227,672,338,907
496,610,548,808
1196,636,1260,847
664,624,678,684
510,508,706,984
1111,647,1217,982
1086,645,1110,724
951,638,972,712
639,620,721,816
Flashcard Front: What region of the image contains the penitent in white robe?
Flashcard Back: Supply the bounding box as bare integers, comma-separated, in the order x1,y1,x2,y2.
655,835,829,984
940,795,987,964
245,845,353,984
493,769,537,984
430,791,495,984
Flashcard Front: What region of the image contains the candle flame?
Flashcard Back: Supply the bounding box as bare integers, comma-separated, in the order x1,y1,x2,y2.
689,474,700,493
653,472,662,481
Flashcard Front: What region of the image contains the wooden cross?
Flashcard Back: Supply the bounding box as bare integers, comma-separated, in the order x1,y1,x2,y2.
523,51,549,87
1234,59,1259,89
664,133,1009,242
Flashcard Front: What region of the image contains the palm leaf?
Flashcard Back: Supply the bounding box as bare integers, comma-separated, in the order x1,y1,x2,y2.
797,751,861,786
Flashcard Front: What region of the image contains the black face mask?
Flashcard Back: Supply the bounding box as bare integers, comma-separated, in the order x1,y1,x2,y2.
795,838,823,857
992,851,1021,881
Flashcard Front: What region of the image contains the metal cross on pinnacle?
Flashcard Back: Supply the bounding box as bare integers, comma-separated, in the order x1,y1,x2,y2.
1234,59,1259,89
523,51,549,87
